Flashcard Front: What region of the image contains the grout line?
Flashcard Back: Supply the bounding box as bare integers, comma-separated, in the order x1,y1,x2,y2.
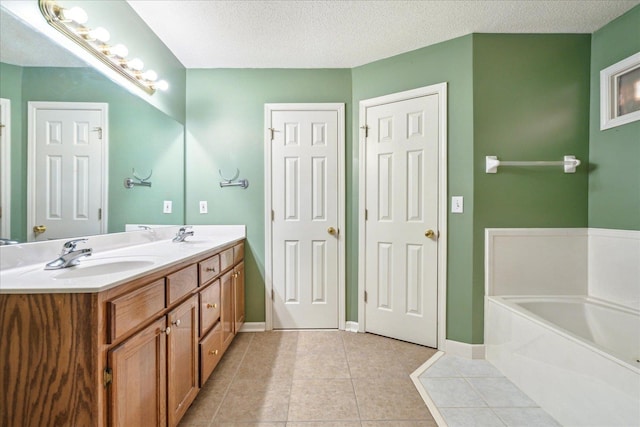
410,351,448,427
340,331,363,424
208,332,255,424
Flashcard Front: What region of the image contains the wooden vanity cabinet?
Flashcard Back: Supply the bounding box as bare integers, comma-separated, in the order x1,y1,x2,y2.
233,260,245,333
0,239,244,427
220,270,235,351
108,317,168,427
167,295,199,426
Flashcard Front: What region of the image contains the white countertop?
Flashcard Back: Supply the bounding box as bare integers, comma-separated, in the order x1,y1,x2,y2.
0,225,245,294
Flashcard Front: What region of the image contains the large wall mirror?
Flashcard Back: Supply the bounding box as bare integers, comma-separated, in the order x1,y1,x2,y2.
0,4,185,243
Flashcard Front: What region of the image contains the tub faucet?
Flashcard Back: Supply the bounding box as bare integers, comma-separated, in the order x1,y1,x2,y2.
45,238,92,270
172,226,194,243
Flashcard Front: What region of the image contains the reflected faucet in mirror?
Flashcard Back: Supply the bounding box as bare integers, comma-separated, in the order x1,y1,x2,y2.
172,226,194,243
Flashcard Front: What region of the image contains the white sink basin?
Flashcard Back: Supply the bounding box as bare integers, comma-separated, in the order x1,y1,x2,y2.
53,257,157,279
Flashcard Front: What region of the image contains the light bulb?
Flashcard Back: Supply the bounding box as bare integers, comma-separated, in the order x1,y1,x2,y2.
88,27,110,43
155,80,169,91
128,58,144,71
110,44,128,58
142,70,158,81
62,7,88,24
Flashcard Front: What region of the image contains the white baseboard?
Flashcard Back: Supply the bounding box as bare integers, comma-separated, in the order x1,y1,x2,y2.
445,339,485,359
345,321,359,333
238,322,266,332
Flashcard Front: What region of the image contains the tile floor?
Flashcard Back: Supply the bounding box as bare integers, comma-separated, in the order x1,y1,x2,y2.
179,330,438,426
416,354,561,427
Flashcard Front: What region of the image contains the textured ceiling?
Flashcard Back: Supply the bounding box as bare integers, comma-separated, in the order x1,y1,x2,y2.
127,0,640,68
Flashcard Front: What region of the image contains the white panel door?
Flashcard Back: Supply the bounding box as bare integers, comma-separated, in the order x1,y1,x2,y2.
29,103,106,241
269,109,340,329
364,94,439,347
0,98,10,239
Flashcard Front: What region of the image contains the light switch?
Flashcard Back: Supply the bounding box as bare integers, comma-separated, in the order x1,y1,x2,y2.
163,200,172,214
451,196,463,213
199,201,208,214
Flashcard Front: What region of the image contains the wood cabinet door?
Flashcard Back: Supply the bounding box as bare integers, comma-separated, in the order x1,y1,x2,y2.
234,261,245,333
167,295,199,427
108,317,167,427
220,270,235,350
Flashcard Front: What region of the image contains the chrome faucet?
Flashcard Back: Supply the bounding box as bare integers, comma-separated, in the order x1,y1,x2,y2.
172,226,194,243
44,238,92,270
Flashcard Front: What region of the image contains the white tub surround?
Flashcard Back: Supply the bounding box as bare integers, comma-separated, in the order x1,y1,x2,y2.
484,228,640,427
0,225,245,293
588,228,640,310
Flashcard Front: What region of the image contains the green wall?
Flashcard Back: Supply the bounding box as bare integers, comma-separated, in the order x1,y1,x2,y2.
184,33,596,344
589,6,640,230
472,34,591,342
0,62,24,240
351,36,475,340
1,64,185,241
185,69,352,322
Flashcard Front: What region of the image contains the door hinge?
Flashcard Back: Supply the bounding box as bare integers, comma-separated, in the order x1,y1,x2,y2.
360,125,369,138
103,367,113,387
98,208,102,220
271,289,275,301
92,127,103,140
271,210,274,221
365,209,368,221
0,123,5,137
364,291,368,303
268,127,280,141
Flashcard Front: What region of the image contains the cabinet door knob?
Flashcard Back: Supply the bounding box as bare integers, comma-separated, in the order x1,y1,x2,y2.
171,319,181,327
206,303,217,309
162,326,171,335
209,349,219,356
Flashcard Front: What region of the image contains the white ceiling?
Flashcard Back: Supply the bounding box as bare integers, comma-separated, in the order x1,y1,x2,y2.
127,0,640,69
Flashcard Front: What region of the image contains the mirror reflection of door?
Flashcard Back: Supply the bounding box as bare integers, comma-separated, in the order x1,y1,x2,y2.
0,98,10,239
27,102,108,241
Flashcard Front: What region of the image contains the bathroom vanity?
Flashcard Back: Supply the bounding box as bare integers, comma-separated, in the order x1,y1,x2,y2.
0,226,245,427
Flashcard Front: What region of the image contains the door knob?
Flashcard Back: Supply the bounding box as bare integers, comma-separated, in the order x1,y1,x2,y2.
33,225,47,234
425,229,436,239
327,227,337,235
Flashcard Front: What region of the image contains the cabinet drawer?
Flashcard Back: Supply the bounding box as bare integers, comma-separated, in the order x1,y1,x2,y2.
220,247,234,273
167,265,198,305
199,254,220,286
199,279,221,336
107,279,165,343
199,322,223,386
233,243,244,264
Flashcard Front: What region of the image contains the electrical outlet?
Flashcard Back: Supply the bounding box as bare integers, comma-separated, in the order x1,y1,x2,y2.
451,196,463,213
163,200,172,214
199,201,208,214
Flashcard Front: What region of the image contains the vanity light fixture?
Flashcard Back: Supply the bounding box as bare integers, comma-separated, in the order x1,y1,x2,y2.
39,0,169,95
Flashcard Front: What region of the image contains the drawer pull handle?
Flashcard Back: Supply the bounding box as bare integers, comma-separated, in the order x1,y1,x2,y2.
206,303,217,309
162,326,171,335
206,267,216,272
171,319,181,327
209,349,219,356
